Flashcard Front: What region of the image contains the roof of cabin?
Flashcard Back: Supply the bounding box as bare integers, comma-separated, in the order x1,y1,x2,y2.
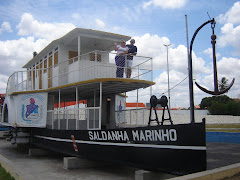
23,28,131,68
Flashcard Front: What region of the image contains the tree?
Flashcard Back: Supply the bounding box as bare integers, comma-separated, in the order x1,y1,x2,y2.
199,95,232,109
218,77,229,92
199,95,240,115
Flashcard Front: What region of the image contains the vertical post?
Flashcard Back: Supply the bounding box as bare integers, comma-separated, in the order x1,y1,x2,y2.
130,110,132,125
138,65,139,80
31,68,33,90
58,89,61,130
137,89,139,124
150,57,153,96
76,86,78,130
142,109,144,125
26,70,29,91
94,90,96,129
164,44,171,111
185,15,195,123
52,111,54,129
99,82,102,129
21,71,23,91
66,109,69,130
124,92,127,124
78,36,81,61
41,64,43,89
16,72,18,91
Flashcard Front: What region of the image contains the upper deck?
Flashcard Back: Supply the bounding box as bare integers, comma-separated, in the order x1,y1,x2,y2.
6,50,154,96
6,28,154,96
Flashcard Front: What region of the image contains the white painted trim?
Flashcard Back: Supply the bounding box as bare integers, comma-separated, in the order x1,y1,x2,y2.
34,135,206,151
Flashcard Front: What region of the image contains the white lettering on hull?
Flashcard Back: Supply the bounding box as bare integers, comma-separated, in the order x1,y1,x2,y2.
89,129,177,142
88,131,130,141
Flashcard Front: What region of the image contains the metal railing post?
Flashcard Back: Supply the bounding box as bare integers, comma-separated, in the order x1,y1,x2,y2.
99,82,102,129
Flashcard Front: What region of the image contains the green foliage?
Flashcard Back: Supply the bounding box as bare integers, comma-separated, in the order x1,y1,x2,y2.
200,95,240,115
0,164,15,180
208,101,240,116
200,95,232,109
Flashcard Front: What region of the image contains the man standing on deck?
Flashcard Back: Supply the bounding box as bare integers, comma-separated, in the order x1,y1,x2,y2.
126,39,137,78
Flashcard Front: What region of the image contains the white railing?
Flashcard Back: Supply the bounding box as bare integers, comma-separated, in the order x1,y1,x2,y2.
6,51,153,95
46,107,100,130
115,108,154,127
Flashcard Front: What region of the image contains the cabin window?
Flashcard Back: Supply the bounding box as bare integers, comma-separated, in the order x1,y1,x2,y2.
32,67,35,90
48,56,53,88
44,59,47,73
68,51,78,64
39,62,43,89
90,53,101,62
54,51,58,66
36,65,39,78
48,56,52,67
39,62,43,73
28,69,31,81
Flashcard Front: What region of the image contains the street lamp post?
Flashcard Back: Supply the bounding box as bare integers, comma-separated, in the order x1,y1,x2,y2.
164,44,171,110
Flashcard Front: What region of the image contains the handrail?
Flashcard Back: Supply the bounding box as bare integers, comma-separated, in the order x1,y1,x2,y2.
5,50,153,95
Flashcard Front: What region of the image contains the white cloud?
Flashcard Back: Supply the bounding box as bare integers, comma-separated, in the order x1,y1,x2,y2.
132,33,170,69
0,12,76,93
218,23,240,54
218,57,240,76
203,48,221,59
217,1,240,25
0,74,8,93
0,37,48,75
217,2,240,55
72,13,81,20
95,19,105,28
17,13,76,41
0,22,12,34
143,0,188,9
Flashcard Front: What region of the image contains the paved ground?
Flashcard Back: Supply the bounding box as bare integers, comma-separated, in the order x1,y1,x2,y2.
0,139,136,180
0,139,240,180
206,142,240,170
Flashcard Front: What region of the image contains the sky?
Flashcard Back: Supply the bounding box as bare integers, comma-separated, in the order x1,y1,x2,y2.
0,0,240,108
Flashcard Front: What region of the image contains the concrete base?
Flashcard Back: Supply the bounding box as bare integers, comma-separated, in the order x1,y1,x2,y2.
135,170,177,180
168,162,240,180
0,153,35,180
0,131,7,139
63,157,111,169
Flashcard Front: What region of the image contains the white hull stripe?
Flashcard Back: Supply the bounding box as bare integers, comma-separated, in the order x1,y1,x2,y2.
34,135,206,150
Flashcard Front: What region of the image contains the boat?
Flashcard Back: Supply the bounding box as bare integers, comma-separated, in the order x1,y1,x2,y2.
0,28,206,175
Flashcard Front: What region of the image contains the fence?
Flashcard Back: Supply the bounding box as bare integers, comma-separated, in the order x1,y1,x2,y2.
46,107,100,130
115,108,160,127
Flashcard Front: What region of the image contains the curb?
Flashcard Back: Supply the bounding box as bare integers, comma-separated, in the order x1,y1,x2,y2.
0,154,35,180
168,163,240,180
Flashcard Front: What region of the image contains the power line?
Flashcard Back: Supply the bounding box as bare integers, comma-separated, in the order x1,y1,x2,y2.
159,75,189,97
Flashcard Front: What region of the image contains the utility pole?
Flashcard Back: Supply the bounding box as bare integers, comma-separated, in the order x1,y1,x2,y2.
164,44,171,110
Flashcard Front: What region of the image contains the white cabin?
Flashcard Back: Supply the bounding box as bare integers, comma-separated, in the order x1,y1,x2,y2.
1,28,154,131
